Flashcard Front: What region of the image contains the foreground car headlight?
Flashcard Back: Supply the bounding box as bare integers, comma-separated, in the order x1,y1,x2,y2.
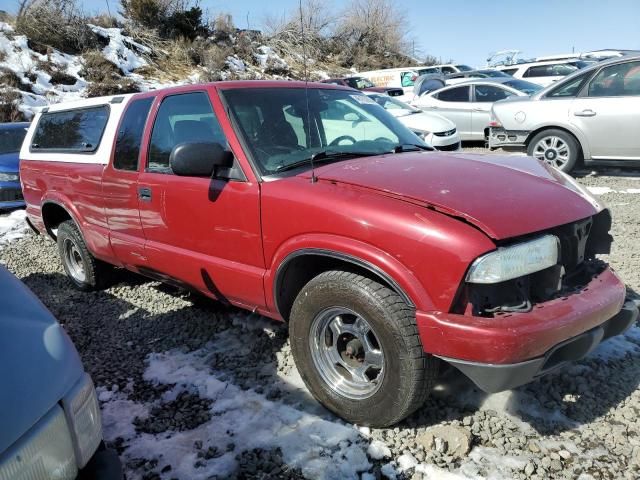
61,373,103,468
467,235,559,284
0,405,77,480
0,172,19,182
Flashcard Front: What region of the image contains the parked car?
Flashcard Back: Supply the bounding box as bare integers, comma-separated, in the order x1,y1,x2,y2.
490,55,640,172
0,265,122,479
366,92,460,151
320,77,403,97
445,69,511,83
357,66,452,97
496,59,594,86
412,78,542,141
0,122,29,209
20,81,637,427
416,64,475,75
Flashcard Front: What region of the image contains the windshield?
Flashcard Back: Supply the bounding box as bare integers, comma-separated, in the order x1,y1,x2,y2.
479,70,510,78
368,94,421,115
504,79,543,95
0,126,27,155
223,88,426,175
345,77,376,89
456,65,473,72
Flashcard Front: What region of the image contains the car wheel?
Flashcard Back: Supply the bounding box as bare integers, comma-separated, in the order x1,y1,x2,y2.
289,270,439,427
527,129,580,172
57,220,111,291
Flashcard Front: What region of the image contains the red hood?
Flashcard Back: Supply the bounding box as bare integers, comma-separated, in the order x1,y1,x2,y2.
305,152,603,240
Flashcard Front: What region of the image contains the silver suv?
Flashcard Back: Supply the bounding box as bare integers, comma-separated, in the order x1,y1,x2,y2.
489,56,640,172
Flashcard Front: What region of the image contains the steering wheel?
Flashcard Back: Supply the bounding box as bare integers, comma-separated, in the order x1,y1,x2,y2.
329,135,357,146
374,137,394,143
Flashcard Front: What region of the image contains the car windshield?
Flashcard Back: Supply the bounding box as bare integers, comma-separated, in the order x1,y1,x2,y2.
504,79,543,95
479,70,510,78
456,65,473,72
368,94,421,116
223,87,426,175
345,77,376,89
0,127,27,155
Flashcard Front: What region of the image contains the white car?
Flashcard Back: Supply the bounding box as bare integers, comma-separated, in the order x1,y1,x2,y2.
411,78,541,141
366,93,460,151
496,59,593,87
490,55,640,172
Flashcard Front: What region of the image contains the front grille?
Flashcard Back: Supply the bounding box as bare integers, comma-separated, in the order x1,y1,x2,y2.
434,128,456,137
436,141,460,152
0,188,23,202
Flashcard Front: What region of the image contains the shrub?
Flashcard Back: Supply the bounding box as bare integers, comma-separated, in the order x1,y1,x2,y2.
80,50,123,82
120,0,167,30
37,60,77,85
161,6,208,40
85,78,140,97
15,0,100,54
0,89,27,122
0,68,32,93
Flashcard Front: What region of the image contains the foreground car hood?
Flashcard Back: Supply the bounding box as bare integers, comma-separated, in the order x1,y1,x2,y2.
310,152,601,239
0,266,83,454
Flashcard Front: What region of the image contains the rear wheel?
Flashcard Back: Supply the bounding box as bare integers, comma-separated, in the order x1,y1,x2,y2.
57,220,111,291
289,270,439,427
527,129,580,172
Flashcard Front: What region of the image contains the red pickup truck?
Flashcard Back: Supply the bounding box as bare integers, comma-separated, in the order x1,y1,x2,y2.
20,81,637,427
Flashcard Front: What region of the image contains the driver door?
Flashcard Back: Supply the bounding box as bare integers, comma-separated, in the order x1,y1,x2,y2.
137,89,266,309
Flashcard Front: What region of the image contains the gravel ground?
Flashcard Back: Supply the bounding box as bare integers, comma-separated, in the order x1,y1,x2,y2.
2,149,640,479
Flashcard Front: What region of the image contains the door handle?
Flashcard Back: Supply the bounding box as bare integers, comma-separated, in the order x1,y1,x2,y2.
138,186,152,201
574,109,596,117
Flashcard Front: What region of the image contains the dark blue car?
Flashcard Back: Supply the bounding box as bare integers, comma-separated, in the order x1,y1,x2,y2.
0,122,29,209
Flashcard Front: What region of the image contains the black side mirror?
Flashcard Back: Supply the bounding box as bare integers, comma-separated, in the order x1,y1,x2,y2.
169,142,234,177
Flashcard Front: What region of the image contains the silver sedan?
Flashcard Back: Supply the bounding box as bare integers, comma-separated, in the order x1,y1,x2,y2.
411,78,541,141
490,55,640,172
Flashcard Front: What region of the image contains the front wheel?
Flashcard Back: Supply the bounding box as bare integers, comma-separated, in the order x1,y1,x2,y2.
289,271,439,427
527,129,580,172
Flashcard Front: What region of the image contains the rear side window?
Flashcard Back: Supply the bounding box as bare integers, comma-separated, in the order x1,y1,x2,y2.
474,85,511,102
0,127,27,155
114,98,153,171
31,106,109,152
501,68,518,76
437,86,470,102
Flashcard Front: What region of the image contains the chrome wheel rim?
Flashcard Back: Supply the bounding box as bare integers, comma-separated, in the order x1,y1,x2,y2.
532,136,571,169
309,307,385,400
63,238,86,282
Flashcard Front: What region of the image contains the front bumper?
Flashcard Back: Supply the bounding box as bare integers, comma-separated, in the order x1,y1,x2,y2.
441,300,638,392
416,267,633,391
488,127,529,149
427,132,461,152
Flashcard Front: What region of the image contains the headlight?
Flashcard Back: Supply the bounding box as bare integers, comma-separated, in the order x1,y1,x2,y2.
466,235,559,284
62,373,103,468
0,172,19,182
0,405,77,480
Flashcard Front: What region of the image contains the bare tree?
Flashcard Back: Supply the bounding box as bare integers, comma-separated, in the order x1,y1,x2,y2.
16,0,37,17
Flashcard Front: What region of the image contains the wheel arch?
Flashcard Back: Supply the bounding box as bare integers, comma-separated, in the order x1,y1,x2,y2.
273,249,416,322
524,124,590,160
41,200,76,240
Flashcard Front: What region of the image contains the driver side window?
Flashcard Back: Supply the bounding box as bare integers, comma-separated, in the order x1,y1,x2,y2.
148,92,226,174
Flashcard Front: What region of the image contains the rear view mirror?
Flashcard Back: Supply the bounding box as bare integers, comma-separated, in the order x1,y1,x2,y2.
170,142,233,177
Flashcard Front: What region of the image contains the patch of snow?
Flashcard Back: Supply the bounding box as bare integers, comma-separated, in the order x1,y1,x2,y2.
367,440,391,460
89,25,150,74
586,186,614,195
102,347,372,479
0,210,28,247
396,452,418,471
590,326,640,360
380,462,397,479
226,56,245,72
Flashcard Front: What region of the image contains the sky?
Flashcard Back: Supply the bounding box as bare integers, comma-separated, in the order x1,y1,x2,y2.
2,0,639,66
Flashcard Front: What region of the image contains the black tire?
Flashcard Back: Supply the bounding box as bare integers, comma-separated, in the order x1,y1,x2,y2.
57,220,111,291
527,128,580,173
289,270,439,427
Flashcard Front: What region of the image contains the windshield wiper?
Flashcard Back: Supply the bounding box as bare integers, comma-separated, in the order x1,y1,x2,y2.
275,150,380,173
392,143,434,153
